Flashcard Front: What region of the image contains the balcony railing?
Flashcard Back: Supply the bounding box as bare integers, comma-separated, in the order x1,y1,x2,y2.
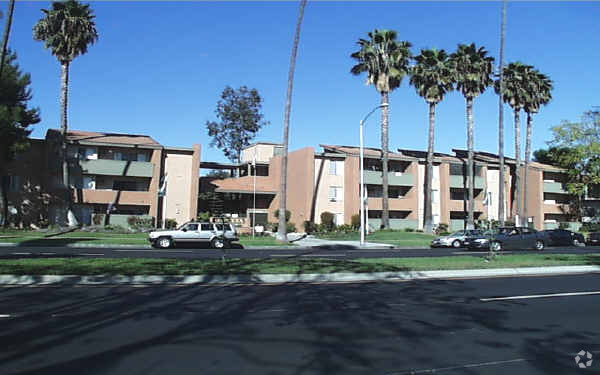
78,159,154,178
544,181,568,194
449,175,484,189
363,170,414,186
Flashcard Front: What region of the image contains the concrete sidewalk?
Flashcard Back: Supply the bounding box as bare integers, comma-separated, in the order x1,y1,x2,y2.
1,265,599,285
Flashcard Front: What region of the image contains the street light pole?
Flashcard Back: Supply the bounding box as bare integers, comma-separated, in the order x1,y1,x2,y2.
360,103,388,247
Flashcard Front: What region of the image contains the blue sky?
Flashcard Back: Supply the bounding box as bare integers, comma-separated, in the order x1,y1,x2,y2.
5,1,600,165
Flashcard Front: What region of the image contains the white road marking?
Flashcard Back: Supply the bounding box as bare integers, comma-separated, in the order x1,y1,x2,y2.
481,291,600,302
453,251,513,255
11,252,31,255
0,314,11,318
114,249,192,253
270,254,295,257
41,252,56,255
388,358,528,374
301,254,345,257
81,253,105,256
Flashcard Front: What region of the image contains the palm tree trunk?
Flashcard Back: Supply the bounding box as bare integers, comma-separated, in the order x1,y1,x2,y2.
381,91,390,229
424,102,436,233
513,108,522,225
0,172,8,228
60,61,76,226
523,112,533,225
277,0,307,242
497,0,507,226
466,97,475,230
0,0,15,80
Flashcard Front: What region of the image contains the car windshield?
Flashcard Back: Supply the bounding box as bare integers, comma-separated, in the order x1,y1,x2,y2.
449,231,464,237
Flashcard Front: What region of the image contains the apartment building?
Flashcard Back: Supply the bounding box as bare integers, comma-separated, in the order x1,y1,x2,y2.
2,129,201,227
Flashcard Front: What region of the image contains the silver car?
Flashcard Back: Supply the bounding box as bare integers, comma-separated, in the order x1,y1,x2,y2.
149,222,239,249
430,230,483,248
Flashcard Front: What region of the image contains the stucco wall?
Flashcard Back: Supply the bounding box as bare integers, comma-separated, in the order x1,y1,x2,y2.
163,150,195,226
312,157,345,224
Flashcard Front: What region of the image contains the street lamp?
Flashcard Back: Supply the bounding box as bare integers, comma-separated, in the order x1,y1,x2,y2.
360,103,389,247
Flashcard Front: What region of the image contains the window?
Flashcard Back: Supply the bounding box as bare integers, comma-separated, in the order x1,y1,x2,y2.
432,189,440,204
329,160,343,176
200,224,214,231
450,163,464,176
450,189,467,201
185,223,199,231
137,153,148,162
113,180,138,191
329,186,343,202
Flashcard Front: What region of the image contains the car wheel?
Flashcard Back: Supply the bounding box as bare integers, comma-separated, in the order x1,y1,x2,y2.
573,238,583,247
211,238,225,249
158,237,172,249
490,242,502,252
535,240,545,251
452,240,461,248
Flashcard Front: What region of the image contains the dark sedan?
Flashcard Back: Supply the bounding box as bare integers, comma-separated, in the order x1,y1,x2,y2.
543,229,586,247
587,232,600,246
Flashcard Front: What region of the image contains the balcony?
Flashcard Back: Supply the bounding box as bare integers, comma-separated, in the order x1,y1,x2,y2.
367,197,415,211
73,189,153,205
78,159,154,178
363,170,414,186
449,175,485,189
544,181,568,194
543,203,570,215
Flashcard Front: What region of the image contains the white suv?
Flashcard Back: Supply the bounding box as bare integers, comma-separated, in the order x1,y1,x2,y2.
148,222,239,249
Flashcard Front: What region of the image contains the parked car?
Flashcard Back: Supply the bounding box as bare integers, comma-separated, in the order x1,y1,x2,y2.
543,229,586,247
148,221,238,249
430,229,484,248
489,227,549,251
587,232,600,246
465,230,496,250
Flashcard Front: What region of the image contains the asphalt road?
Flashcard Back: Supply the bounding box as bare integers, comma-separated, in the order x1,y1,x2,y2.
1,274,599,374
0,244,599,259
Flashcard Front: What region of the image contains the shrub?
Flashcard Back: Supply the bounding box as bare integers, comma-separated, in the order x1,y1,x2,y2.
558,222,570,230
303,221,316,234
404,227,415,232
434,223,448,235
127,216,155,231
504,220,515,227
416,229,424,233
274,209,291,222
270,222,297,233
351,214,361,230
581,222,600,232
92,214,104,226
165,218,177,229
336,224,354,233
320,211,335,231
197,211,211,222
103,224,128,233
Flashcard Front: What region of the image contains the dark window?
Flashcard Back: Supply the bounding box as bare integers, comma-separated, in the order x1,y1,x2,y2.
186,224,199,231
450,164,464,176
113,180,138,191
200,224,213,231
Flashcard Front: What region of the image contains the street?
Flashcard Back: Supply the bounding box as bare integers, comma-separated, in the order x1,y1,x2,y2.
0,244,598,260
1,274,599,374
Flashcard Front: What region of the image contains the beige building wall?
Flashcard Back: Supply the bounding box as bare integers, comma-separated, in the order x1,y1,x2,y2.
312,157,345,224
163,150,196,226
241,143,281,164
526,168,544,229
344,156,360,224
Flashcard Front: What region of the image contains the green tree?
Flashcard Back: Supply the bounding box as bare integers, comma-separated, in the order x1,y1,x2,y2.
33,0,98,226
206,86,269,164
545,110,600,220
351,29,412,229
495,62,531,224
409,48,454,233
450,43,494,229
522,68,553,220
0,0,16,80
278,0,307,242
0,51,41,226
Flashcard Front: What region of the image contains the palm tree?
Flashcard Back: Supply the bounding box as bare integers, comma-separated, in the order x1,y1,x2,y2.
277,0,307,242
0,0,16,80
523,69,553,221
495,62,531,225
351,29,412,229
497,0,508,226
450,43,494,230
409,48,455,233
33,0,98,226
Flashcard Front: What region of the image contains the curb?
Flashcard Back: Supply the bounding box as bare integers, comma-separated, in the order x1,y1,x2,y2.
1,265,599,285
0,242,151,249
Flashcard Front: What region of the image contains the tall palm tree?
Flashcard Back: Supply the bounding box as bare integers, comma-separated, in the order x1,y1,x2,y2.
0,0,16,80
450,43,494,229
33,0,98,226
277,0,307,242
523,69,553,221
495,62,531,225
497,0,508,226
351,29,412,229
409,48,455,233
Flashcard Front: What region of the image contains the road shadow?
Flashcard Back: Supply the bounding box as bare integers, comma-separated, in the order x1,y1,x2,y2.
16,238,97,247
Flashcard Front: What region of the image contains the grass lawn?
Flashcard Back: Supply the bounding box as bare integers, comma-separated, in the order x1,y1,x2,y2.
0,230,292,247
316,230,435,247
0,253,597,275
